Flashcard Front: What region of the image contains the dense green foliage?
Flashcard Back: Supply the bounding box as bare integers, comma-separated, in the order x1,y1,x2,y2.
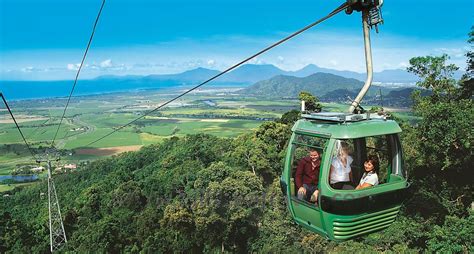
1,32,473,253
1,93,472,253
298,91,322,112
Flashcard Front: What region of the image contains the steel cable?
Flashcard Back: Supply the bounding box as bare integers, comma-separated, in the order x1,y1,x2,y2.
0,93,38,160
83,2,349,147
50,0,106,147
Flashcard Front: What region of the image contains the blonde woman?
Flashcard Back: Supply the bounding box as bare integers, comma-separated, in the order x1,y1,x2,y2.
329,141,353,189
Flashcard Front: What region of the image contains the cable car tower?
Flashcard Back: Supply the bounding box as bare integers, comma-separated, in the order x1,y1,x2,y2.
36,149,67,252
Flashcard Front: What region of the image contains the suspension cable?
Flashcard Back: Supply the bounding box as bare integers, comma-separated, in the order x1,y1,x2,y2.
0,93,38,160
50,0,106,148
82,2,349,147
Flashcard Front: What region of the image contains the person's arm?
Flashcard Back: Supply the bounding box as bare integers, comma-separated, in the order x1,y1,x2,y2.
295,160,304,189
348,156,353,182
356,174,377,189
310,189,319,202
356,182,373,190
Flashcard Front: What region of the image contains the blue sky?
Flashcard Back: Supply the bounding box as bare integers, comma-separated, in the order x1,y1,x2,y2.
1,0,472,80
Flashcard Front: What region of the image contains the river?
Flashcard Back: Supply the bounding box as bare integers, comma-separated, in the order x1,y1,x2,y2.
0,175,39,182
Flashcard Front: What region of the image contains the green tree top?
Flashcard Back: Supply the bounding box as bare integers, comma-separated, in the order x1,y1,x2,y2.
406,52,473,174
460,26,473,99
407,54,459,100
298,91,322,112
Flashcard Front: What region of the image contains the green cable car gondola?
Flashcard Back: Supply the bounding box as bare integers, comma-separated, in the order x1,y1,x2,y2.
280,113,410,240
280,0,410,241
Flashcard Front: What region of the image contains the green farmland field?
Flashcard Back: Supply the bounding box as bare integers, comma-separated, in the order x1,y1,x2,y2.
0,88,413,182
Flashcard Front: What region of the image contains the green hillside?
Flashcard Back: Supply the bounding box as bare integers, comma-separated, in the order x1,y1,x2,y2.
239,72,364,98
1,101,472,252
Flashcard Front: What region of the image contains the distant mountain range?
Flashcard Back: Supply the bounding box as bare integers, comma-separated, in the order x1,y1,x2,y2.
96,63,425,84
3,63,453,101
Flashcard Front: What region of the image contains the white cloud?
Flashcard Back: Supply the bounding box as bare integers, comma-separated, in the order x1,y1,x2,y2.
21,66,34,72
67,63,80,71
434,47,468,59
67,59,127,72
207,59,215,66
398,62,409,68
20,66,49,72
248,57,264,65
100,59,113,68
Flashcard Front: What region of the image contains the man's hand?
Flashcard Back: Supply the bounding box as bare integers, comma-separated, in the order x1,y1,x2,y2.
298,187,306,197
310,190,319,202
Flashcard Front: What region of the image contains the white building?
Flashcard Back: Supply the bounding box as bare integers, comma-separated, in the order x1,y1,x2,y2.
31,166,44,173
64,164,77,170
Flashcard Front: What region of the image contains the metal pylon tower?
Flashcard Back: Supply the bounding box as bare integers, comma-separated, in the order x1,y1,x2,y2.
38,149,67,252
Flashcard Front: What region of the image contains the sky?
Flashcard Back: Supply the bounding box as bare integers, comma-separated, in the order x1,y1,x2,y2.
0,0,472,80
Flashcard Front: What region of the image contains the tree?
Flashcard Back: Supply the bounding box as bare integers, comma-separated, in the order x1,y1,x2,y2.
459,25,473,99
231,133,272,177
159,202,196,252
72,214,126,253
405,51,473,228
427,213,474,253
407,55,473,175
231,122,291,183
193,171,264,252
110,180,147,211
193,162,233,187
250,180,326,252
78,184,103,221
407,54,459,101
298,91,322,112
277,109,300,125
0,212,32,252
254,121,291,152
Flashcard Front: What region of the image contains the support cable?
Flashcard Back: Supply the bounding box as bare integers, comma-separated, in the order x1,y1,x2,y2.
0,93,38,160
50,0,106,147
83,2,349,147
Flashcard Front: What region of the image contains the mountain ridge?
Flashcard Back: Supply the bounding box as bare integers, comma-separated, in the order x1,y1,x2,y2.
239,72,366,98
94,63,425,84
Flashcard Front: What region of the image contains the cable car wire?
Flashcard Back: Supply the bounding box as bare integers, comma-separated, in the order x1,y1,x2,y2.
0,93,38,160
50,0,106,148
25,105,55,141
82,2,349,147
25,118,50,141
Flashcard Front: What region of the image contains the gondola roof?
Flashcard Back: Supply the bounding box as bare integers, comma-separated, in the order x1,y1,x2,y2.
292,113,402,139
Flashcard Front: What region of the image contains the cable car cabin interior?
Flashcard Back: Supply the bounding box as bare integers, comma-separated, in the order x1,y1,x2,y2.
280,113,409,241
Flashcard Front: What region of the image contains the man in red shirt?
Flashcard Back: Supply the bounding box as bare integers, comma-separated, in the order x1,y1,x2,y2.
295,148,321,203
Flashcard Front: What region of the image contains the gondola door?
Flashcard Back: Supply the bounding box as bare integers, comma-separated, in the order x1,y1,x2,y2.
284,132,331,237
